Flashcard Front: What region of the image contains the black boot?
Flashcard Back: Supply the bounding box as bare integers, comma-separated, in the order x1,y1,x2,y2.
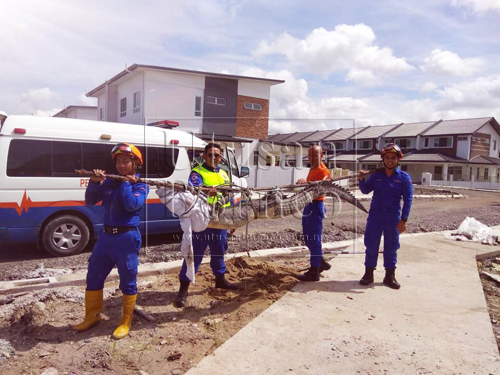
296,267,320,282
319,258,331,274
215,274,239,290
173,281,190,308
359,266,375,285
383,269,401,289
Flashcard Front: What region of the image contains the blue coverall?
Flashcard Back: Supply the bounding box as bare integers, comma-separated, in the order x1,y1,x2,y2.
359,168,413,269
179,164,229,282
85,175,149,295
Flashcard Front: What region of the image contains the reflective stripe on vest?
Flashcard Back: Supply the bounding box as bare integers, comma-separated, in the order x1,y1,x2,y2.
193,165,231,207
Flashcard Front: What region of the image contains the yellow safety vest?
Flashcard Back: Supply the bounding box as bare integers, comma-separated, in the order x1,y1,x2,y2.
192,165,231,207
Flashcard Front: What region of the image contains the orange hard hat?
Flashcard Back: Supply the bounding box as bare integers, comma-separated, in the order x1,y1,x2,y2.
111,143,143,165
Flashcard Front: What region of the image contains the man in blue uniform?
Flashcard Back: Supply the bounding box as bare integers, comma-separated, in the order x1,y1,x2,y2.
72,143,149,339
358,143,413,289
173,143,238,308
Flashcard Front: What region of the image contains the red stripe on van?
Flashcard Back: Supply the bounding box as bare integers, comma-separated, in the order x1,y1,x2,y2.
0,191,163,216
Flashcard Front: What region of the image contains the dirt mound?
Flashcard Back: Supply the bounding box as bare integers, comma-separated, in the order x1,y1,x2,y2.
226,257,298,299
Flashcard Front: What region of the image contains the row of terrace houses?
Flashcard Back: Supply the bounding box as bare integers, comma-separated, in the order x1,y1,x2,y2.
262,117,500,184
53,63,500,186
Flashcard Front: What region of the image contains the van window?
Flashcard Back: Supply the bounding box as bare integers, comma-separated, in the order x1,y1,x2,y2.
137,146,179,178
82,143,116,173
7,139,51,177
158,147,179,178
53,142,82,177
227,149,239,178
7,140,180,179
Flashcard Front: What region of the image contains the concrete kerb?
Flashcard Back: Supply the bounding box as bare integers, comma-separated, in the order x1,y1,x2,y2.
354,193,465,201
0,227,498,295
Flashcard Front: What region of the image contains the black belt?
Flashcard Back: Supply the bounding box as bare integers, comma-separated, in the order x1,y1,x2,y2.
103,226,136,234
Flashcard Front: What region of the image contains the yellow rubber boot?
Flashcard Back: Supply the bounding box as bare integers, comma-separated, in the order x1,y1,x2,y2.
71,290,103,332
112,294,137,340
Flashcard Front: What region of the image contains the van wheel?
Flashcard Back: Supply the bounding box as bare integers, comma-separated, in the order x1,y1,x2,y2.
41,215,90,256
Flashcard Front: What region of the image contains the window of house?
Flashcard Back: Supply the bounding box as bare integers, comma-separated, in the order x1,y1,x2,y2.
484,168,489,181
99,108,104,121
384,138,394,145
401,164,408,172
195,96,202,117
424,138,429,147
396,138,413,149
120,97,127,117
357,140,372,149
253,151,260,165
494,140,497,151
433,137,452,148
477,168,480,181
244,102,262,111
457,136,468,141
206,96,226,106
133,92,141,113
325,142,343,151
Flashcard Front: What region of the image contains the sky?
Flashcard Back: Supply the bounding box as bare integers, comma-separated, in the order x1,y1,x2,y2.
1,0,500,133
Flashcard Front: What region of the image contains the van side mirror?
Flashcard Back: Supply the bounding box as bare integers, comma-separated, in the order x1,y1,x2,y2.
240,166,250,178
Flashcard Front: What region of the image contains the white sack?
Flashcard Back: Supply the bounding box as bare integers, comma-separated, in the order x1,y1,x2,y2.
444,216,495,244
156,187,210,282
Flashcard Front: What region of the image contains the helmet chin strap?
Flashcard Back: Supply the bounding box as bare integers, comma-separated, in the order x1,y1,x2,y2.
383,160,396,170
382,154,400,170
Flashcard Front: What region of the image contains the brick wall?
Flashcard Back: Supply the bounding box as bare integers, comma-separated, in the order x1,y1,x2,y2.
470,132,491,158
235,95,269,139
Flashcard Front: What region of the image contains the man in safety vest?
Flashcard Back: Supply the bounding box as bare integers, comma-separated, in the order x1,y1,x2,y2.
173,143,238,308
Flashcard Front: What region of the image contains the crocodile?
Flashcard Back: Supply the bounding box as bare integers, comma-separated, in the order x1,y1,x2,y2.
207,180,367,230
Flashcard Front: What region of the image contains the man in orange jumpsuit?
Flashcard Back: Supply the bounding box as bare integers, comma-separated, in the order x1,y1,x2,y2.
296,145,331,281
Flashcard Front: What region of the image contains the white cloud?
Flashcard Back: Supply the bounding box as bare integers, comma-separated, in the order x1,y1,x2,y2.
451,0,500,14
0,0,248,115
78,93,97,106
437,76,500,109
20,87,61,115
420,49,483,76
238,67,398,133
399,75,500,120
420,81,438,92
253,24,414,86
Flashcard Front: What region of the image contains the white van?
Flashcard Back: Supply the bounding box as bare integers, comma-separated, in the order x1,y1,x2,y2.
0,113,248,256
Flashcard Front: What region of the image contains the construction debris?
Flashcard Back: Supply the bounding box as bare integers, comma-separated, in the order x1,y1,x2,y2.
445,217,498,244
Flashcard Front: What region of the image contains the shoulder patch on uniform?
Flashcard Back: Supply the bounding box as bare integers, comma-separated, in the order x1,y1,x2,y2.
134,193,141,196
191,173,199,181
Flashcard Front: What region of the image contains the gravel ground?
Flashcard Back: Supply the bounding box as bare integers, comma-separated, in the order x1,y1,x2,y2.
1,186,500,281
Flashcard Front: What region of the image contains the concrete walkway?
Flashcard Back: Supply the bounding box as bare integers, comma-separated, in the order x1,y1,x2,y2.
186,232,500,375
